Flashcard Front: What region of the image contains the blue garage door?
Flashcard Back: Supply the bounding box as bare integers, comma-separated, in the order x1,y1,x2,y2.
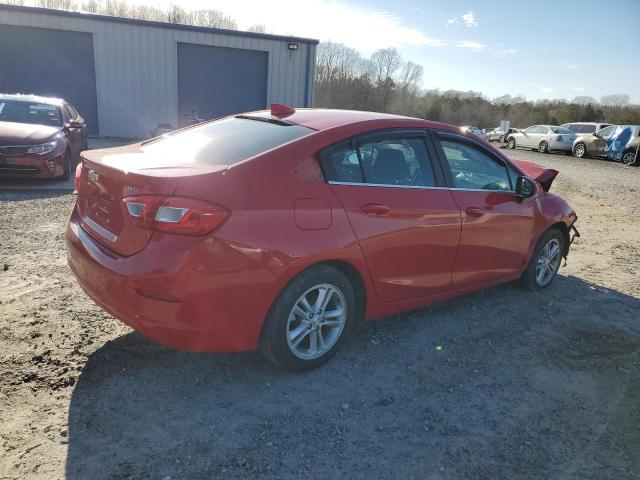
177,43,268,125
0,25,99,134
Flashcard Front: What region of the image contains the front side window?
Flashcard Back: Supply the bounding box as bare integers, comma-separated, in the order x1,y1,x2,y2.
579,124,597,133
596,125,616,138
564,124,580,132
321,135,436,187
535,126,550,134
439,139,512,191
524,126,537,134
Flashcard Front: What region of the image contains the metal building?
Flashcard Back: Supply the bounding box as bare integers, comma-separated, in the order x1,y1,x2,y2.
0,4,318,138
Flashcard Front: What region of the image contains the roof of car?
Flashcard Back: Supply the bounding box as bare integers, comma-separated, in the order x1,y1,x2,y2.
561,122,608,125
0,93,65,105
246,108,450,132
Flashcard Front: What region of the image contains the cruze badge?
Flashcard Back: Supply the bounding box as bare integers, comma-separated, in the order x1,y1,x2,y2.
88,170,99,182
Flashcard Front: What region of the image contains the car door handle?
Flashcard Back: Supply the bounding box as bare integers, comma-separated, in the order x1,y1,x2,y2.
361,203,391,215
465,207,485,217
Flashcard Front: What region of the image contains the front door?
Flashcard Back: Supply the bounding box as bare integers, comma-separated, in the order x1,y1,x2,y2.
433,133,536,288
520,126,538,148
321,130,461,303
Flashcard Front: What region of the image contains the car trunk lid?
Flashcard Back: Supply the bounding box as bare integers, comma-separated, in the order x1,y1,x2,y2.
76,143,226,256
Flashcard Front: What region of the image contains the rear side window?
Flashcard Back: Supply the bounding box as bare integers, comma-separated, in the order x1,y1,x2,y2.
321,135,436,187
142,117,313,166
579,124,596,133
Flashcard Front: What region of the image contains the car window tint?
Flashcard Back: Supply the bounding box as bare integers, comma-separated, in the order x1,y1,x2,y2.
63,106,73,123
551,126,574,134
67,104,79,118
440,139,511,191
565,124,579,132
359,137,435,187
524,126,537,134
580,125,596,133
597,125,616,138
142,117,313,166
321,142,364,183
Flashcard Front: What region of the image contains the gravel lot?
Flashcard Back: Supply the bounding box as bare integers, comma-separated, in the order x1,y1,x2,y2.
1,147,639,479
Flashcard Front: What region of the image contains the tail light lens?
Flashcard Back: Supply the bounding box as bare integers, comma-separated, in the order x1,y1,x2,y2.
74,162,83,191
123,195,229,236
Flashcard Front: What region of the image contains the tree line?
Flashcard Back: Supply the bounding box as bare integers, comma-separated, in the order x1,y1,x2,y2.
315,42,640,128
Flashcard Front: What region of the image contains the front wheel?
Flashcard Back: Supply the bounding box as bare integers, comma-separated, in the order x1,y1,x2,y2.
61,151,72,181
499,134,505,143
507,137,516,149
518,228,564,290
260,265,356,372
538,141,549,153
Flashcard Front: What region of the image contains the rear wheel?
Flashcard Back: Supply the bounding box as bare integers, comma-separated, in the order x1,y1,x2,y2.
507,137,516,149
573,143,586,158
260,265,356,372
499,134,505,143
622,150,637,165
538,141,549,153
518,228,564,290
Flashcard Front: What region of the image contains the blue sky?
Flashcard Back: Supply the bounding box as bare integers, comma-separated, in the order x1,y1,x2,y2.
139,0,640,102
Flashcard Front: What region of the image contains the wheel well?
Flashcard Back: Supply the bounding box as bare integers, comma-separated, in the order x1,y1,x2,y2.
549,222,570,256
322,260,367,323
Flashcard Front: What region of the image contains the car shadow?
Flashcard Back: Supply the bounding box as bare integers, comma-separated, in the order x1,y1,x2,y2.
65,275,640,479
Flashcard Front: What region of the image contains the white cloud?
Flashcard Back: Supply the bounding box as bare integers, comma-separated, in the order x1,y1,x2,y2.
445,17,458,28
541,86,554,94
572,86,586,92
456,40,486,52
566,65,578,70
493,46,518,57
163,0,446,53
462,11,478,27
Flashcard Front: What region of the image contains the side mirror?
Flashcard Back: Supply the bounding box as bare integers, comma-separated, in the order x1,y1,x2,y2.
65,120,83,130
515,176,536,198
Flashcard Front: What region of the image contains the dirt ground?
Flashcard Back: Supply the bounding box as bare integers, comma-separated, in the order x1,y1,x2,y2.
1,148,639,479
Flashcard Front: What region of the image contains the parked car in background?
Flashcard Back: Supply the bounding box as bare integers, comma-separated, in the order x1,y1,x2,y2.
0,94,87,180
68,105,579,371
461,126,486,139
606,125,640,165
562,122,611,137
507,125,577,153
487,127,518,143
571,124,617,158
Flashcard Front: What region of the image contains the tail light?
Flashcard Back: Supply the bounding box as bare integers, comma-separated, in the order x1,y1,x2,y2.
123,195,229,236
74,162,83,191
556,135,563,141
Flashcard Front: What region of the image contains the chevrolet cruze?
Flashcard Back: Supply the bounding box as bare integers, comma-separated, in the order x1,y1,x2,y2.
67,105,579,371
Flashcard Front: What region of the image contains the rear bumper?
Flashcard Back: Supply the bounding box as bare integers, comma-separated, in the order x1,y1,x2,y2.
66,206,280,352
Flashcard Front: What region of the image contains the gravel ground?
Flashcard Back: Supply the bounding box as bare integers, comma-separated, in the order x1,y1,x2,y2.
1,148,639,479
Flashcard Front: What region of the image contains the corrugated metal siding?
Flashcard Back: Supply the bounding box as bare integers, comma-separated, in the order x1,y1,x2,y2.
0,8,316,138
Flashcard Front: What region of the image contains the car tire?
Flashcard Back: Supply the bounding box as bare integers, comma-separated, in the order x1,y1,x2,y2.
259,264,356,372
538,141,549,153
507,137,516,149
499,134,505,143
518,228,564,291
61,151,72,181
622,150,637,165
573,143,587,158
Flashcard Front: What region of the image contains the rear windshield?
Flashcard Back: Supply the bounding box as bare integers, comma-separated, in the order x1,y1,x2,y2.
551,126,574,134
142,117,313,165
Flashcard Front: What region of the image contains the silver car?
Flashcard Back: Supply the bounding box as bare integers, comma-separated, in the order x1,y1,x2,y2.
561,122,611,137
506,125,577,153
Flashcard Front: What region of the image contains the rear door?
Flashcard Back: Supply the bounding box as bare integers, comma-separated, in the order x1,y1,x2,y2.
433,132,536,288
321,129,461,303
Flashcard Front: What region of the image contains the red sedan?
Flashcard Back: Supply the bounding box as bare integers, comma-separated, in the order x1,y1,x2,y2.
67,105,579,371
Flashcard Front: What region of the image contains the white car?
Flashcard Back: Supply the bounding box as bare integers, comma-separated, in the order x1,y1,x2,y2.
506,125,577,153
461,126,486,139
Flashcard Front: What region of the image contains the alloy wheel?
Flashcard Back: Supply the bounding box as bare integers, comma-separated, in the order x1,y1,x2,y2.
286,283,347,360
622,152,636,165
574,144,585,158
536,239,561,287
539,141,548,153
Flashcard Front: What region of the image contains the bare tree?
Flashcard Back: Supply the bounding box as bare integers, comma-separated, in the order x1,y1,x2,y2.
247,24,267,33
600,94,630,107
572,96,597,106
